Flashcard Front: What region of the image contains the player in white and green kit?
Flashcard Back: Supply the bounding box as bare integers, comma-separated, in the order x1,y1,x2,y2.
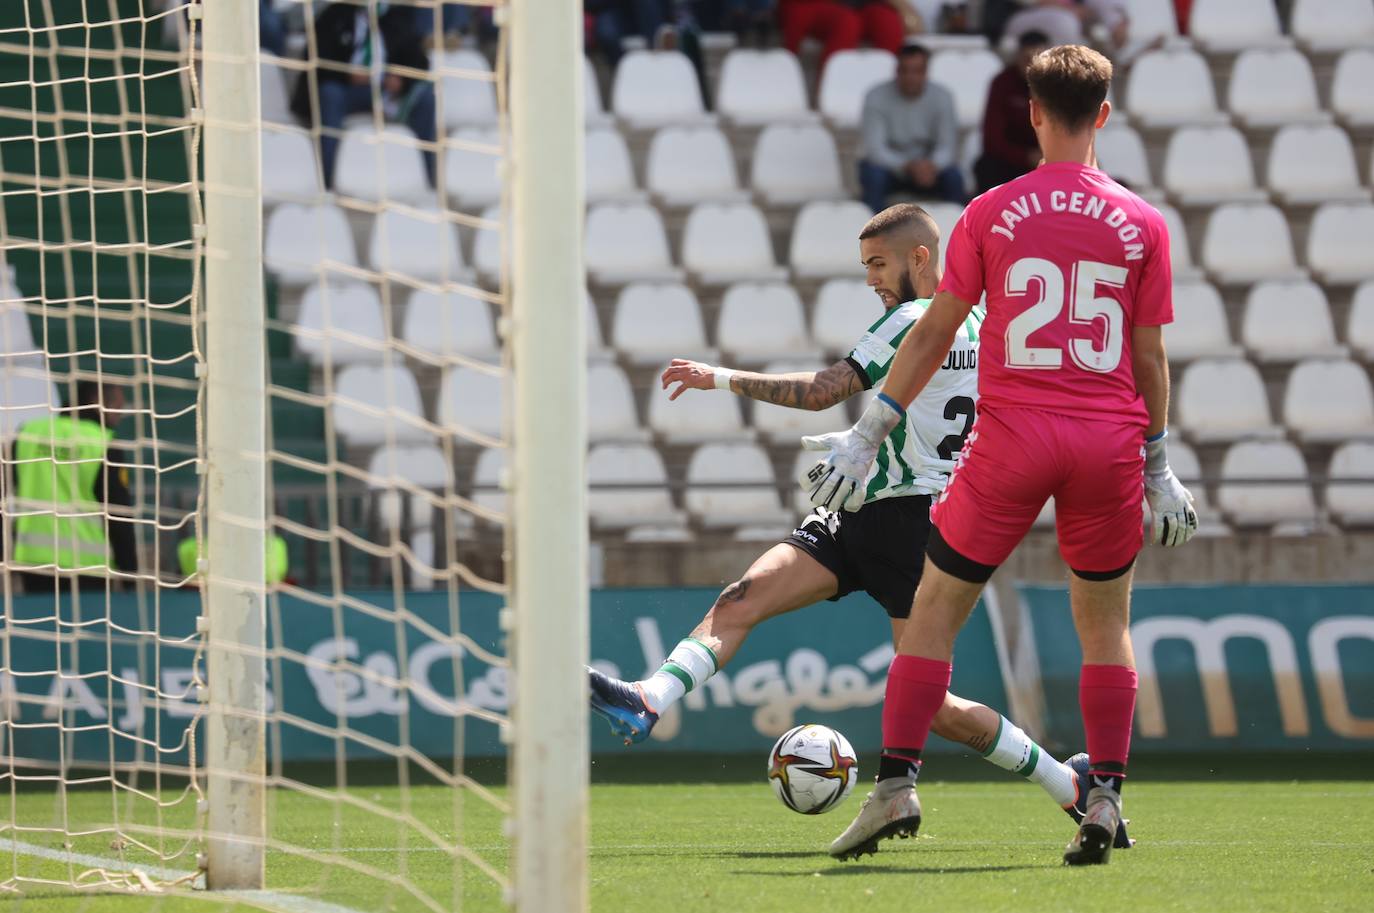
588,205,1129,849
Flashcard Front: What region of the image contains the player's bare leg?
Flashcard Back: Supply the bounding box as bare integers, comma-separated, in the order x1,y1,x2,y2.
588,544,836,743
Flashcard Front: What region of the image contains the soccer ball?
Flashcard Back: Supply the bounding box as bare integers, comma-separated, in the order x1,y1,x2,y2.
767,724,858,815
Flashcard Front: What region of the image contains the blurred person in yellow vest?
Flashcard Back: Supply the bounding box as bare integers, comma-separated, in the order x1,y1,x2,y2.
5,380,138,593
176,534,290,588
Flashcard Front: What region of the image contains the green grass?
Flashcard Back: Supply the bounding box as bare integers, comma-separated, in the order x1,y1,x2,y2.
3,755,1371,913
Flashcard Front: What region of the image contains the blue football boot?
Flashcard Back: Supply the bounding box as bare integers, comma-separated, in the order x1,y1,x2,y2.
587,667,659,744
1066,752,1134,849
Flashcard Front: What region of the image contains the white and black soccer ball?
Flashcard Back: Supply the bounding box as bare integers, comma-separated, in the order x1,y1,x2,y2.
767,723,858,815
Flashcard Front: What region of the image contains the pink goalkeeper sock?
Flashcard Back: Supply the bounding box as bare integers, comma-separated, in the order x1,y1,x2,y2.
1080,663,1138,777
881,655,953,758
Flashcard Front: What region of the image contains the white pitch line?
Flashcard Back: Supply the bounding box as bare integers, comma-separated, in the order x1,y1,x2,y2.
0,838,369,913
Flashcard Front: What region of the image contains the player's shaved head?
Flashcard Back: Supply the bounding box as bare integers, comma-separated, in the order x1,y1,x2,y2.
859,203,940,257
858,204,941,306
1026,44,1112,132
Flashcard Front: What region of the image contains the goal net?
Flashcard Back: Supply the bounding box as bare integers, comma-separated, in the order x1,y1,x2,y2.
0,2,586,910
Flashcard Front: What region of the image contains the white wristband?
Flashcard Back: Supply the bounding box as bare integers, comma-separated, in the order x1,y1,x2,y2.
713,367,734,391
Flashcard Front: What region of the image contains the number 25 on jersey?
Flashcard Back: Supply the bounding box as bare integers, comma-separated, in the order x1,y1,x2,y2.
1004,257,1127,374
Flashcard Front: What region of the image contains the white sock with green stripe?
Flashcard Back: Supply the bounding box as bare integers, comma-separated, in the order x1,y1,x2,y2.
981,716,1077,807
639,638,719,713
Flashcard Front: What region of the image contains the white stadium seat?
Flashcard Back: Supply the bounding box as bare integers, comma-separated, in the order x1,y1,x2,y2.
685,442,790,528
750,124,846,206
1158,203,1201,282
1332,50,1374,127
470,447,506,517
929,49,1001,129
587,443,685,530
648,380,748,443
819,49,896,128
1241,280,1345,363
260,61,292,126
1189,0,1286,51
295,282,389,365
264,203,357,285
435,48,498,128
789,201,872,279
472,204,502,283
1346,282,1374,360
367,443,450,535
1291,0,1374,52
585,128,643,204
1284,359,1374,443
645,126,745,205
611,51,709,128
584,55,611,125
752,359,846,443
585,287,611,361
1306,204,1374,284
681,203,786,284
401,289,499,362
334,126,432,205
262,129,321,201
1123,49,1224,127
368,207,469,284
1201,204,1303,284
332,364,428,446
813,279,875,354
0,292,36,358
1328,443,1374,526
1176,359,1281,442
0,358,57,442
444,127,502,211
1267,125,1368,205
1164,281,1241,361
715,49,811,125
1162,126,1264,205
924,203,964,271
1167,440,1216,520
439,364,504,444
585,203,682,284
1121,0,1179,45
1217,442,1315,529
587,362,648,442
1095,126,1152,192
1227,49,1326,128
716,283,816,365
611,282,712,365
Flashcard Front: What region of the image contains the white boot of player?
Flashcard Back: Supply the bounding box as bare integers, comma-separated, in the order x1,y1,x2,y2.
1063,785,1122,866
828,774,922,860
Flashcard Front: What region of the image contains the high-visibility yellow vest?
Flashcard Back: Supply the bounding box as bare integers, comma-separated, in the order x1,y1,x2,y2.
177,534,289,585
12,415,114,572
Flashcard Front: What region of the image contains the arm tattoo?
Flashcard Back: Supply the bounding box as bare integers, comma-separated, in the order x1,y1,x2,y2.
729,361,864,411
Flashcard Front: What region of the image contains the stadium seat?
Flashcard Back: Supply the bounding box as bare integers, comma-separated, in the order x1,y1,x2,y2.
924,203,964,271
1227,49,1327,128
401,289,499,362
1123,49,1224,127
444,127,502,211
260,61,293,126
1217,441,1316,529
1158,204,1201,281
368,207,470,284
1121,0,1179,45
1327,443,1374,526
472,204,502,283
585,286,611,361
1332,50,1374,127
1176,359,1281,442
789,448,818,515
1164,281,1241,361
585,203,682,284
367,443,451,533
584,55,611,125
1167,439,1216,521
611,282,712,365
1267,125,1368,205
1188,0,1286,51
435,48,499,128
813,279,876,354
789,201,873,279
1291,0,1374,51
585,128,643,204
0,296,35,358
438,364,504,444
332,364,429,446
611,51,709,128
750,124,846,206
334,126,433,205
645,126,746,206
0,358,57,442
818,49,896,128
1162,126,1264,205
1284,358,1374,442
752,359,846,442
295,282,389,365
681,203,787,284
715,49,811,125
685,442,790,528
587,362,649,442
1094,126,1152,192
1241,280,1345,363
1306,204,1374,284
929,49,1001,129
262,129,322,201
470,447,506,518
1201,204,1303,284
587,443,685,530
264,203,358,285
716,283,816,365
1346,282,1374,360
647,379,749,443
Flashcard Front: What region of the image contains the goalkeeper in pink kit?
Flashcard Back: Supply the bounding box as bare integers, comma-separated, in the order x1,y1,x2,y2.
802,45,1198,865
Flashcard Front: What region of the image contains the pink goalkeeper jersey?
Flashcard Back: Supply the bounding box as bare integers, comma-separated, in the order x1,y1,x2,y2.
938,161,1174,427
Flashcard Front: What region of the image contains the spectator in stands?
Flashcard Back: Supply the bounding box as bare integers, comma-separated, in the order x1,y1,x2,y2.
857,43,964,211
291,2,438,191
588,0,672,66
260,0,286,57
974,30,1048,193
779,0,918,65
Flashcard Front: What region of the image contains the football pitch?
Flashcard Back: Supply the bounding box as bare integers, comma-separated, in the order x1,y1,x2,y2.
5,754,1370,913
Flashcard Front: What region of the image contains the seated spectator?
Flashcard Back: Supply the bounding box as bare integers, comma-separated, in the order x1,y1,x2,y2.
260,0,286,57
974,30,1048,193
588,0,672,66
290,2,438,191
779,0,918,65
857,43,964,210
